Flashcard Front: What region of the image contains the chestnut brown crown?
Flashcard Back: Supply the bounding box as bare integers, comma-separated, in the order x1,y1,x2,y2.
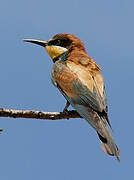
49,33,86,52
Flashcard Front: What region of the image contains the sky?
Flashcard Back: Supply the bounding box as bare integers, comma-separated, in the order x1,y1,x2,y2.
0,0,134,179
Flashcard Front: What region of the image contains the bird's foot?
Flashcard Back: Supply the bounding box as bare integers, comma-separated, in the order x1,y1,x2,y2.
63,101,70,112
62,101,70,120
62,109,70,120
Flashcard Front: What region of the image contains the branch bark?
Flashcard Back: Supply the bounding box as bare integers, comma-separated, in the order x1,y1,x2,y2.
0,108,81,120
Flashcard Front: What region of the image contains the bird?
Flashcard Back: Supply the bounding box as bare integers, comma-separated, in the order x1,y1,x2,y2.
23,33,120,162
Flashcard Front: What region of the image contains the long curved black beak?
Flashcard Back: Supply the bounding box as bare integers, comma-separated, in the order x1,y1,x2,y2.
23,39,48,47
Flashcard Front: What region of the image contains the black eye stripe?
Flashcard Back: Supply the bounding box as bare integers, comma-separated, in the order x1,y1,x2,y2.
50,39,64,46
54,39,61,45
51,39,61,45
48,38,72,48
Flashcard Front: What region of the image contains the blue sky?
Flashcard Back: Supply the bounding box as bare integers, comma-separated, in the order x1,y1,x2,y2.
0,0,133,179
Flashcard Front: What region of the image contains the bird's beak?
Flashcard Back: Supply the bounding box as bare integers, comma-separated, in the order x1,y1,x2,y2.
23,39,48,47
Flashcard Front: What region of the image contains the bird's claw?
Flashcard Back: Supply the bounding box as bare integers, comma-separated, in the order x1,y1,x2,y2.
62,109,70,120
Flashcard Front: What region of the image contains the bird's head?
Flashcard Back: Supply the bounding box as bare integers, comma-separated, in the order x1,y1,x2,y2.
23,33,86,61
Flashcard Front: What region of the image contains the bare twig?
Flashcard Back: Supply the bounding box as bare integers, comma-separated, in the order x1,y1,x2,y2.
0,108,81,120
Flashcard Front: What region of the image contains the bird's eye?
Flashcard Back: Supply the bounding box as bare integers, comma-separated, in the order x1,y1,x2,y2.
56,39,61,45
49,38,71,48
50,39,61,46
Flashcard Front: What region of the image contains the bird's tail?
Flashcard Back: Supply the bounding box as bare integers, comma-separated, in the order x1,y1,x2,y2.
73,105,120,161
97,120,120,162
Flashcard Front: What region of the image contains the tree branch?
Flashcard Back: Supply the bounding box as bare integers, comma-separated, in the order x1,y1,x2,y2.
0,108,81,120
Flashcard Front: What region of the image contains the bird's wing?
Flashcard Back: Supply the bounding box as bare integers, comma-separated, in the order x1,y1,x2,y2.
71,71,112,128
67,60,112,127
66,61,107,112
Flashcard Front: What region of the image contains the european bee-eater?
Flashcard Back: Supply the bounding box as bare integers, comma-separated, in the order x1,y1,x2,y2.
24,33,120,161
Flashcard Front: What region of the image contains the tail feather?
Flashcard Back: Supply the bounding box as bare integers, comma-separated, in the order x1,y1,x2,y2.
100,142,120,162
73,104,120,161
97,131,120,162
101,141,114,156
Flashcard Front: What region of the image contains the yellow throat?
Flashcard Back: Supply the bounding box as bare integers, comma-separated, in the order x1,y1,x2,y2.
45,45,68,60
